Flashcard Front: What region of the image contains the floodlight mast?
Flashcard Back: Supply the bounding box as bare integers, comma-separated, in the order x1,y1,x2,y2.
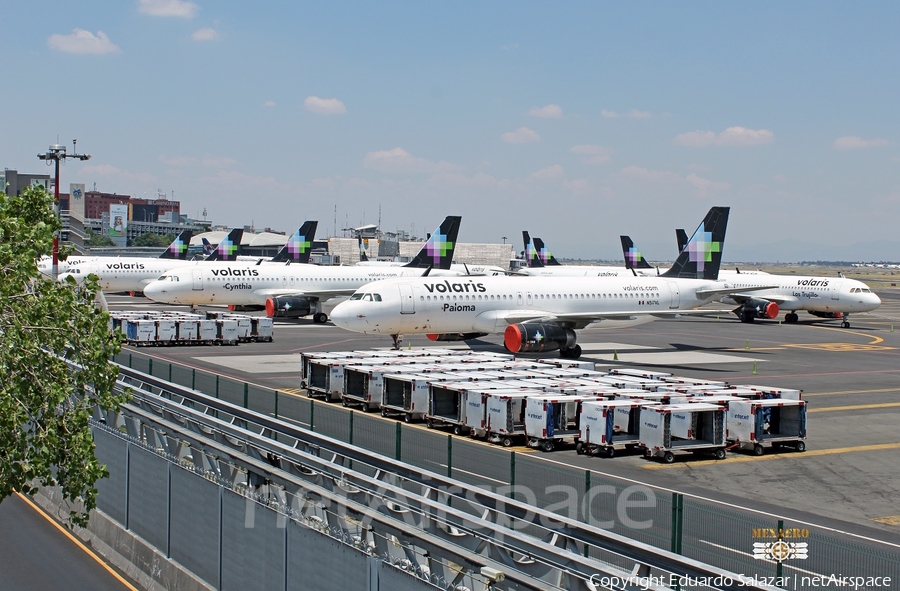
37,139,91,280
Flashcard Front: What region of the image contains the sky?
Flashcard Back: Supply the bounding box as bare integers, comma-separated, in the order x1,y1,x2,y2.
3,1,899,262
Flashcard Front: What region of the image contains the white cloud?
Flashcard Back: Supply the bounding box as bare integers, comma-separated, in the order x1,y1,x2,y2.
528,104,563,118
570,144,613,165
501,127,540,144
685,172,730,192
674,126,774,147
619,165,682,183
363,147,459,174
601,109,653,119
47,30,120,55
304,96,347,115
428,171,506,189
530,165,564,181
832,136,889,150
619,166,729,195
263,100,276,108
138,0,198,18
191,27,219,41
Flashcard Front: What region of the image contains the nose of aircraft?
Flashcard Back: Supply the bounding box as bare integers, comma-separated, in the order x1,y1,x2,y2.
142,280,166,302
329,300,354,330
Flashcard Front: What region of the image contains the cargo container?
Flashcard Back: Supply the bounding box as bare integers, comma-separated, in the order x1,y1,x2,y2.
250,317,274,342
175,320,198,343
639,403,727,463
730,385,803,401
658,376,729,387
378,370,491,421
124,319,156,345
607,368,674,380
155,320,177,344
485,391,545,446
726,399,807,455
524,394,602,451
197,319,218,343
215,319,239,345
577,399,658,457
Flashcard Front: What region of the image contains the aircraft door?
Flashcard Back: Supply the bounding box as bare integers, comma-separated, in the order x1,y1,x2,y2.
666,281,680,309
399,284,415,314
830,279,841,301
192,268,204,291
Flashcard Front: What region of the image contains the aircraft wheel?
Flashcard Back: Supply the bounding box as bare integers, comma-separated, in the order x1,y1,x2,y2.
570,344,582,359
841,321,850,328
541,440,555,452
662,451,675,464
752,444,764,456
714,448,727,460
313,312,328,323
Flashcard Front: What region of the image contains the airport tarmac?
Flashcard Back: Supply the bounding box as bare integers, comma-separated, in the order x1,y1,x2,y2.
107,289,900,547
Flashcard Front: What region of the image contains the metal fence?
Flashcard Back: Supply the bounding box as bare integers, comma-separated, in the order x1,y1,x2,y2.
111,351,900,590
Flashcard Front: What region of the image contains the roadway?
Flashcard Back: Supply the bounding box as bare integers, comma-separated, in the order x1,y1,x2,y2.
0,493,137,591
105,288,900,550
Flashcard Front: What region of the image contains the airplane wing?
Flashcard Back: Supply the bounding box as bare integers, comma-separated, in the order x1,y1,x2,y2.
253,287,359,301
694,285,779,299
500,309,717,330
724,292,798,306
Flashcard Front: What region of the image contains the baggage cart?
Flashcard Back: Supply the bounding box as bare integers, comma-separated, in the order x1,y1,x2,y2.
607,368,674,380
124,319,155,346
175,319,198,343
577,399,659,457
726,399,807,455
639,403,727,463
524,394,602,451
379,370,487,422
155,320,177,344
486,391,545,447
215,319,239,345
730,385,803,400
250,317,274,342
197,319,217,344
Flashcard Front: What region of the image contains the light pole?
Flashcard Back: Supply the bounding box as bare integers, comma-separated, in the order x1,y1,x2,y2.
38,139,91,279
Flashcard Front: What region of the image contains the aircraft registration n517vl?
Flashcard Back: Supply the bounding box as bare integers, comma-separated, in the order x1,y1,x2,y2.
143,216,465,322
331,207,773,357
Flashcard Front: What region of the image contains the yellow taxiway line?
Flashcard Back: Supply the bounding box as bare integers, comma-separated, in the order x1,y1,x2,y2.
643,442,900,470
809,402,900,413
16,492,139,591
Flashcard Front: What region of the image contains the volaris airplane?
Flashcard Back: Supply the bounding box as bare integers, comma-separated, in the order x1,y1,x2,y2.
330,207,781,357
142,216,465,322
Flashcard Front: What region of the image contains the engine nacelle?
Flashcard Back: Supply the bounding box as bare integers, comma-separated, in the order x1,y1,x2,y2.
808,310,843,319
504,323,576,354
265,297,313,318
735,299,779,320
426,332,489,342
229,304,266,312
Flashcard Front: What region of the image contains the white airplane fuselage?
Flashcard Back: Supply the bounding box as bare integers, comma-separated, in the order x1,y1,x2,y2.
718,275,880,314
142,262,463,306
331,275,721,336
56,257,199,293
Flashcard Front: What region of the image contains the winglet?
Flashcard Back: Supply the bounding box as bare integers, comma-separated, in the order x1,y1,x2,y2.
661,207,729,280
270,221,317,263
403,216,462,270
159,229,194,260
620,235,653,270
205,228,244,262
676,228,689,253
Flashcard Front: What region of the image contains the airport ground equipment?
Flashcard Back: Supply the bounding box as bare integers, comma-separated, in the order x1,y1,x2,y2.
378,370,495,421
114,311,256,346
425,379,503,434
486,391,546,446
524,394,602,451
104,363,782,591
640,403,728,463
578,399,659,458
607,368,675,380
726,399,808,455
730,385,803,400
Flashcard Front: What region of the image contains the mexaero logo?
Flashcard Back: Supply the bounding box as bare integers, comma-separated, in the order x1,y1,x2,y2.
210,268,259,277
684,222,721,272
424,279,486,293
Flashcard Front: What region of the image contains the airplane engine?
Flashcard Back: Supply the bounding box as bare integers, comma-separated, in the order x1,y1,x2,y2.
734,299,779,322
504,324,577,354
808,311,843,319
427,332,489,342
229,304,266,312
265,297,313,318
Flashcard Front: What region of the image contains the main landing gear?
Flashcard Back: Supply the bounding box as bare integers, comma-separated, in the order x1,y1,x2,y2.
391,334,403,350
560,345,582,359
313,312,328,323
784,312,799,324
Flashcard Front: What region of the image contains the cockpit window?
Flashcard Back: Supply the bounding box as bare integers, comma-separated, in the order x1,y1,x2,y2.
373,293,382,302
362,293,373,301
349,293,364,300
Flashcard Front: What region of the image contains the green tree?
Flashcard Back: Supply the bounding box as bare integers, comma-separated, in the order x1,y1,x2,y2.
0,186,128,527
84,228,115,248
132,232,175,248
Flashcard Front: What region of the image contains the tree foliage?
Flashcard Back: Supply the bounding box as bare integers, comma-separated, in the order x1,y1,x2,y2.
132,232,175,248
84,228,115,248
0,186,128,527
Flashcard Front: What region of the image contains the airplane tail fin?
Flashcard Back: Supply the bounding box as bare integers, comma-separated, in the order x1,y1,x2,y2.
676,228,688,253
660,207,729,280
270,221,317,263
403,216,462,270
523,231,544,268
532,237,561,266
159,229,194,260
205,228,244,262
201,238,214,257
358,236,370,262
620,236,653,270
